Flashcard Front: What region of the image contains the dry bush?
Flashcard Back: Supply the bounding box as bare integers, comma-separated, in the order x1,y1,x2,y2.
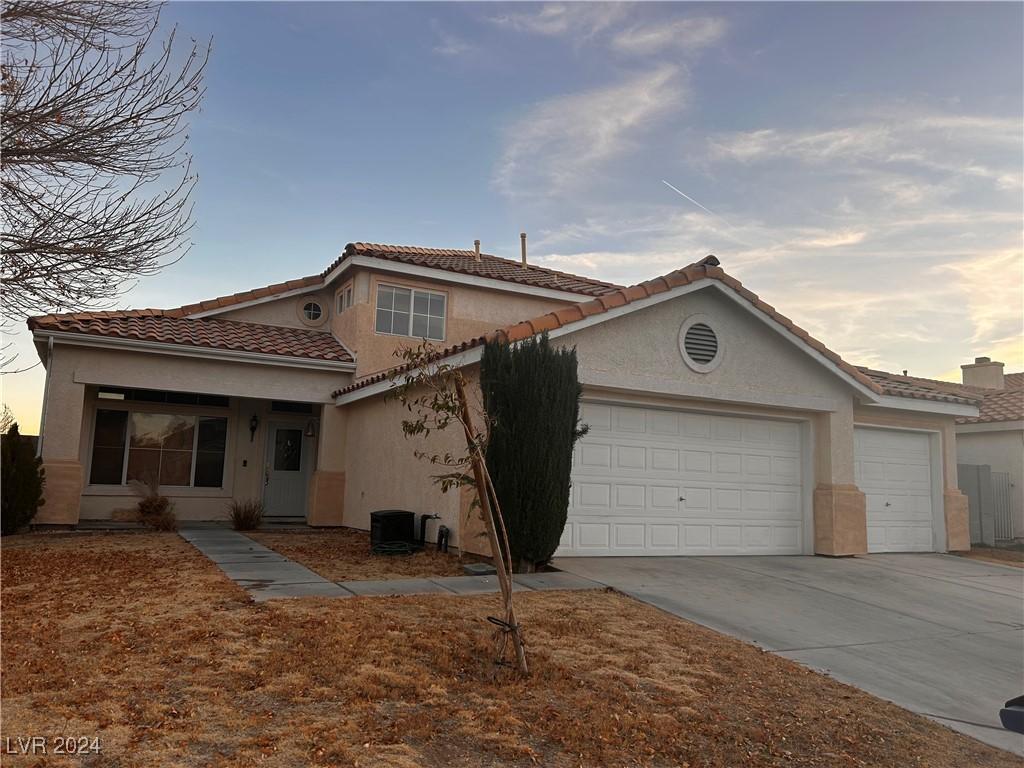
229,499,264,531
131,477,177,531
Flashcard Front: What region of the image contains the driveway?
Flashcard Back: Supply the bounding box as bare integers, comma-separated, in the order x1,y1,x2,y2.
556,553,1024,755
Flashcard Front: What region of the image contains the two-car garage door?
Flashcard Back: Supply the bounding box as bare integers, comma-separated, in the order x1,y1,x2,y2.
558,402,806,556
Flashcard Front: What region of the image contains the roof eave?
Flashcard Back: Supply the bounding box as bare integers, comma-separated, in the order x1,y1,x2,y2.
32,329,357,372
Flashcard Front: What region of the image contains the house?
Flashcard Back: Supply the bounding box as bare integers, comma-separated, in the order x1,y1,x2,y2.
28,242,980,557
956,358,1023,540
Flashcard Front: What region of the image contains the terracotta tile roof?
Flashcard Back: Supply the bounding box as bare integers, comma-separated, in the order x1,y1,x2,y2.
28,312,354,364
332,242,622,297
165,275,323,318
1005,372,1024,389
856,368,983,407
333,256,886,399
145,241,619,321
957,388,1024,424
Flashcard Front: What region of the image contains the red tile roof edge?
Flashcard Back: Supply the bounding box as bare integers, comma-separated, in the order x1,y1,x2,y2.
28,313,355,364
332,257,890,400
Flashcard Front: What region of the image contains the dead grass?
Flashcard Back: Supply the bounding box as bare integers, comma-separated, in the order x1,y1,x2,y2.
248,527,484,581
2,532,1019,767
958,545,1024,568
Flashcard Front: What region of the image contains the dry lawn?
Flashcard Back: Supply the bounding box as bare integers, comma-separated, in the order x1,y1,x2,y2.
248,528,483,581
2,532,1019,768
958,545,1024,568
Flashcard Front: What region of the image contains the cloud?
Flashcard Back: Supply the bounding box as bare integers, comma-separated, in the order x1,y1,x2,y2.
431,20,476,57
489,3,628,40
612,17,728,55
493,65,686,198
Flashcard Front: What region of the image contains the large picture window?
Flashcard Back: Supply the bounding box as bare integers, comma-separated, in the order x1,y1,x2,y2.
375,284,445,341
89,409,228,488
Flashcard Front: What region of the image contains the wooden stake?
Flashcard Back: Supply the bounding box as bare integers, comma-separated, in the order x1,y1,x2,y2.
454,374,528,675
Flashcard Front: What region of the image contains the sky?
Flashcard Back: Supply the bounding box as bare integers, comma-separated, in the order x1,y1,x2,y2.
4,1,1023,432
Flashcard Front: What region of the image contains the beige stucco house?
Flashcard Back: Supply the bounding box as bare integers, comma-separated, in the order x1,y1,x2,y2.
29,242,980,557
955,359,1023,539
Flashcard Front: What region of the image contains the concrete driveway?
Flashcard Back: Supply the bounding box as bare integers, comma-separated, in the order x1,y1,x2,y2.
556,553,1024,755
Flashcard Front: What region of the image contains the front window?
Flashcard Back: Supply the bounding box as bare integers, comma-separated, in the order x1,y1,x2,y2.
303,301,323,321
89,409,228,488
375,284,445,340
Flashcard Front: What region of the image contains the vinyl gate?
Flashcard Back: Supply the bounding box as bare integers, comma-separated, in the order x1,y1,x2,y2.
959,464,1014,544
992,471,1013,540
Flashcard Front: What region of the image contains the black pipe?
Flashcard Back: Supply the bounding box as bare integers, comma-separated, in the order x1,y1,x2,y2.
419,513,440,548
437,525,450,553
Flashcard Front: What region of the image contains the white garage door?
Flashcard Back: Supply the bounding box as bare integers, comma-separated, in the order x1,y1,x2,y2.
559,402,805,556
854,427,935,553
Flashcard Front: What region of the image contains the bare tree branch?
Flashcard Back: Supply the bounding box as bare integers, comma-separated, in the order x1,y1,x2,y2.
1,0,209,324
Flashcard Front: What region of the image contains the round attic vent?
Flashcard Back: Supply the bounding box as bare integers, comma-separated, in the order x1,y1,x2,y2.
684,323,717,363
679,316,722,372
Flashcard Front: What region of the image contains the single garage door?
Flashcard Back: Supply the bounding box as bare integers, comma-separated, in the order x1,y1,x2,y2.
854,427,935,552
558,402,805,556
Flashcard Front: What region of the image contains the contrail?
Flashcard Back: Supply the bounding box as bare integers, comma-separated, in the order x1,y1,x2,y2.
661,180,723,220
661,179,753,247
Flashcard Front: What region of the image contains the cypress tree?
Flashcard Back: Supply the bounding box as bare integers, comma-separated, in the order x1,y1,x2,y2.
1,423,45,534
480,333,587,572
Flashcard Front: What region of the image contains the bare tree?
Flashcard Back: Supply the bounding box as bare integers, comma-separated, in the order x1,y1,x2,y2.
391,343,529,675
1,0,209,323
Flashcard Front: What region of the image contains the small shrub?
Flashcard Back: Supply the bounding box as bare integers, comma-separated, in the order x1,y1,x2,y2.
228,499,264,530
130,476,177,531
1,423,45,535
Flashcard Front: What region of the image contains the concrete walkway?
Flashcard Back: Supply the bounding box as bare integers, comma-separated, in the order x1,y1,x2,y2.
556,553,1024,756
180,527,352,600
180,527,603,603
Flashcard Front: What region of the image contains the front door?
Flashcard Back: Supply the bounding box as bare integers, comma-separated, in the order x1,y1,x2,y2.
263,423,312,518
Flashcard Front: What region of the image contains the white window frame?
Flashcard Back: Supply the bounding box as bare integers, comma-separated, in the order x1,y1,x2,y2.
336,283,354,314
374,283,447,341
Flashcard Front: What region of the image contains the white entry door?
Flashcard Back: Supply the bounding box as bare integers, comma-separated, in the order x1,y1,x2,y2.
854,427,935,552
263,423,313,518
559,402,806,556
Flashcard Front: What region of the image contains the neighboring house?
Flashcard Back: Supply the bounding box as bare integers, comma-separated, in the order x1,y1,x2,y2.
28,242,981,557
956,359,1024,540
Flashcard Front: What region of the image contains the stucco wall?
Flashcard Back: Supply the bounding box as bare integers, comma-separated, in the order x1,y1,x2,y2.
218,287,336,331
339,370,487,547
557,286,854,415
956,428,1024,538
335,270,572,377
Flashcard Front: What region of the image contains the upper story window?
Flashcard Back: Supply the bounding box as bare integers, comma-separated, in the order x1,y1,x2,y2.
375,284,446,341
303,301,323,321
336,284,354,314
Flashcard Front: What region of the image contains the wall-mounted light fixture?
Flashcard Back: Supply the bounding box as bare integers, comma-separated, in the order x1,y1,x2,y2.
305,420,316,438
249,414,259,442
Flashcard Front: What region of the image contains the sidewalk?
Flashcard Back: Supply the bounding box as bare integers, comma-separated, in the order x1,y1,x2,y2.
180,527,603,602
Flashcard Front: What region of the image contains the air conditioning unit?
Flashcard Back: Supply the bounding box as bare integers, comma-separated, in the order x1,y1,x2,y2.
370,510,414,549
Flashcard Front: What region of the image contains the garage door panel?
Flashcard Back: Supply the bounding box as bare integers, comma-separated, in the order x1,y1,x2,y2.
855,427,936,553
561,404,805,556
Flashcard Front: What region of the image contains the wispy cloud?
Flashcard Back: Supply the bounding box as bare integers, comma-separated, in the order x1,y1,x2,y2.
612,17,728,55
431,20,476,57
488,3,628,41
493,65,686,198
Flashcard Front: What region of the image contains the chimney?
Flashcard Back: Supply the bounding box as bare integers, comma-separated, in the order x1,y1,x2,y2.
520,232,527,269
961,356,1005,389
473,239,481,262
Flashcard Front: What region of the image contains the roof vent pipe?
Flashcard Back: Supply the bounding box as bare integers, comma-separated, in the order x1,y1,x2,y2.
473,239,481,262
520,232,527,269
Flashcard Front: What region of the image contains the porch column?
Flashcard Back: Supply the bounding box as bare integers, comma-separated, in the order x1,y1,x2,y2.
306,404,346,526
812,405,867,556
35,357,86,526
941,420,970,551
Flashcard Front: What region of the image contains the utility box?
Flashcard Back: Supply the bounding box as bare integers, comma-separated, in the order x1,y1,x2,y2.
370,510,415,548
